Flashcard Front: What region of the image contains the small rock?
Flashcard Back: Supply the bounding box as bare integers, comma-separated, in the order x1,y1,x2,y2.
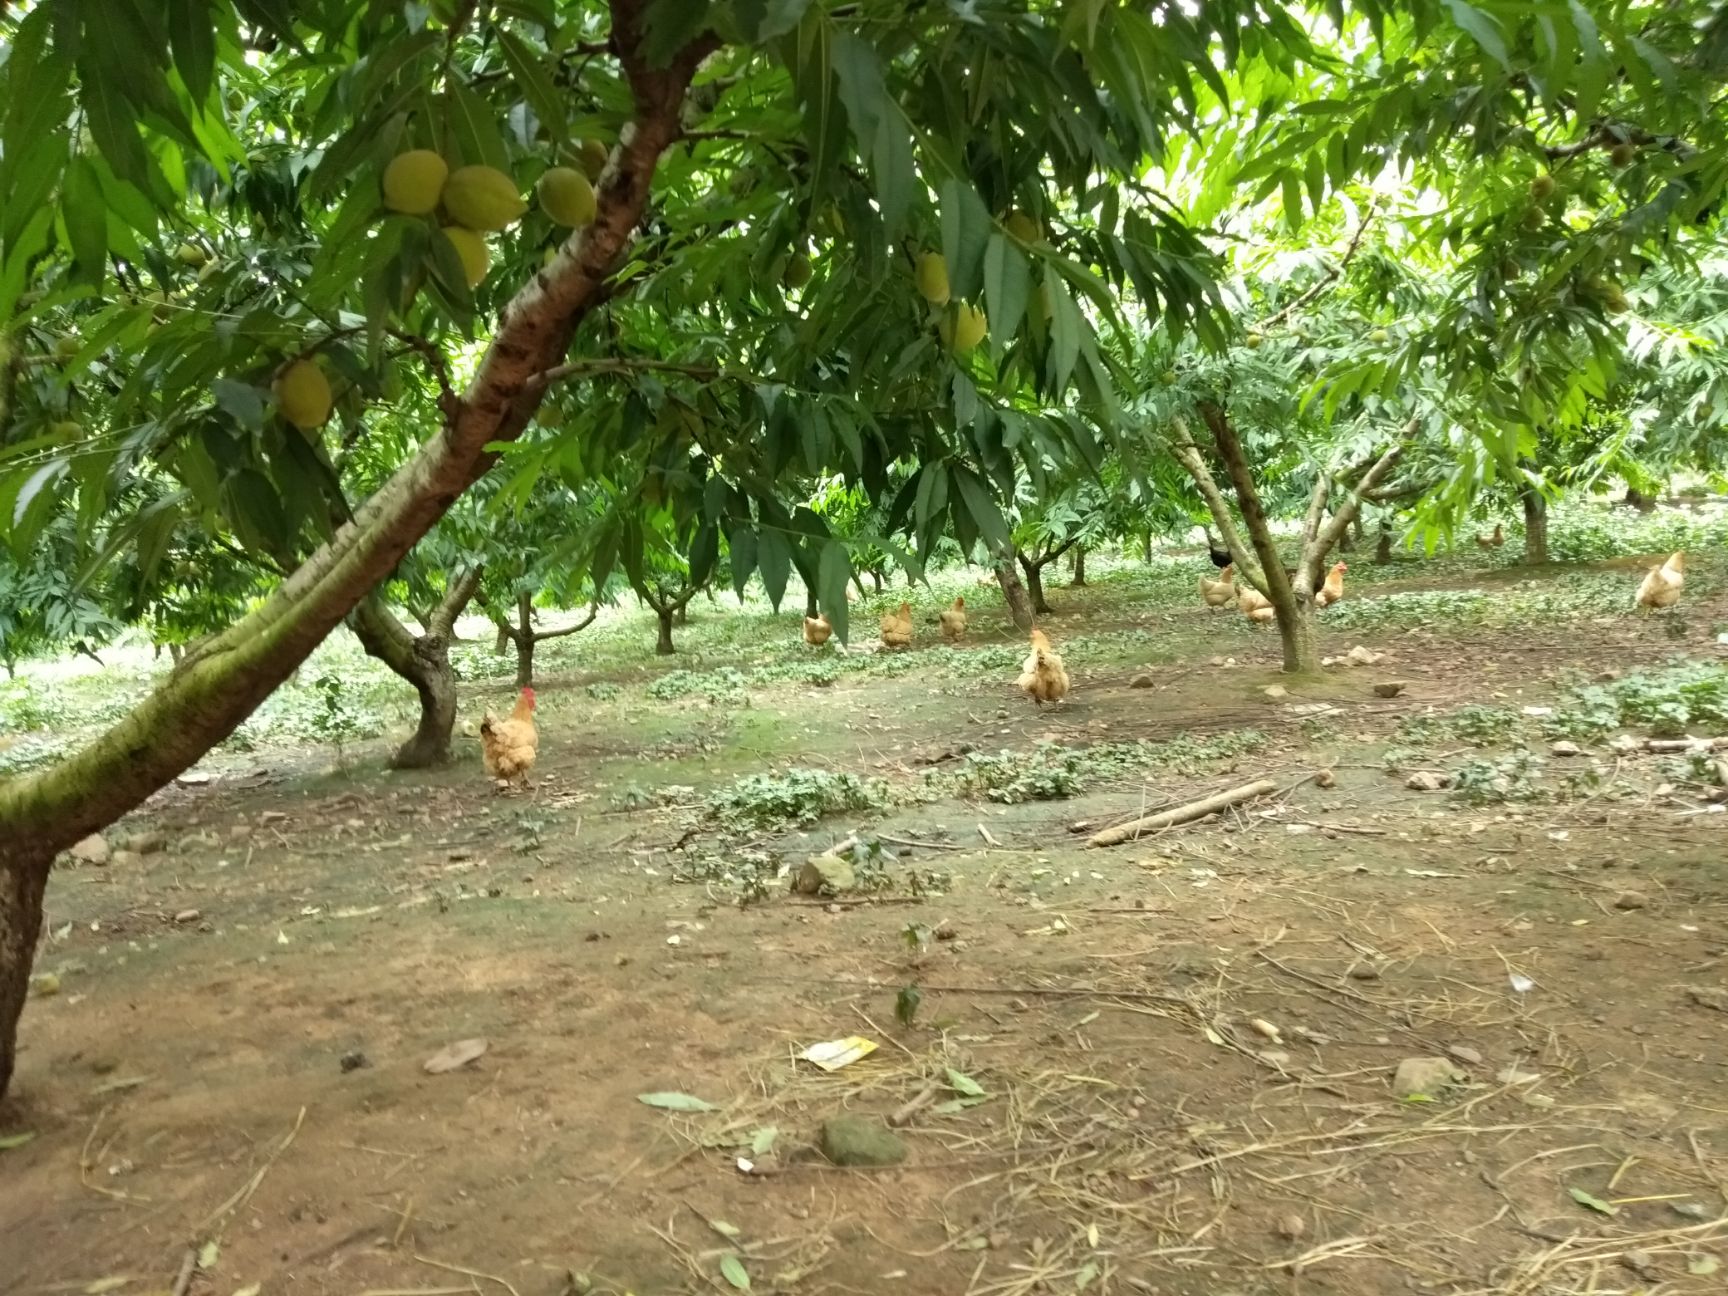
1129,673,1156,689
339,1050,369,1073
1262,684,1289,700
258,811,289,827
1372,681,1407,698
1276,1212,1306,1241
1249,1018,1281,1042
1314,769,1336,788
1347,963,1382,981
1686,986,1728,1014
1446,1045,1484,1066
1223,657,1237,667
1208,655,1226,667
229,824,253,843
109,850,142,870
819,1115,907,1167
1406,770,1451,792
1671,1201,1710,1220
1346,645,1384,666
1550,740,1582,757
1392,1056,1465,1099
791,856,855,896
1620,1249,1658,1280
68,835,111,866
1612,891,1646,911
122,830,167,855
173,908,201,924
423,1038,488,1074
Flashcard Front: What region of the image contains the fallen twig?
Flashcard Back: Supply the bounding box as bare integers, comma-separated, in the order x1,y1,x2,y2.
1088,779,1279,847
168,1248,197,1296
413,1254,521,1296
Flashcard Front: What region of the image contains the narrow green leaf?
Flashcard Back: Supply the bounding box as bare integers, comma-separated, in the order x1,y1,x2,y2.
446,79,513,170
983,233,1030,351
817,538,850,642
757,528,792,609
496,29,567,144
0,1132,36,1151
946,1067,985,1097
166,0,216,107
61,156,108,287
951,467,1008,552
1445,0,1510,69
637,1091,717,1112
1568,1186,1618,1216
939,177,993,303
719,1254,750,1291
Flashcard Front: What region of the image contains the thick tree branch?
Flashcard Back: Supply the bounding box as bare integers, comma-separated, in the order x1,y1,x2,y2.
429,566,484,637
1170,423,1263,587
1199,402,1299,611
1310,435,1409,558
1256,208,1375,332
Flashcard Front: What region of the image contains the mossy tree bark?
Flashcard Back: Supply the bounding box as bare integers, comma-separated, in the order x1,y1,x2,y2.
350,565,482,769
1069,545,1087,586
993,548,1035,631
1522,482,1549,564
0,6,711,1099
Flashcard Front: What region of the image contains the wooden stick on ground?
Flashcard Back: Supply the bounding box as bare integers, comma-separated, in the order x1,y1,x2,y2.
1087,779,1279,847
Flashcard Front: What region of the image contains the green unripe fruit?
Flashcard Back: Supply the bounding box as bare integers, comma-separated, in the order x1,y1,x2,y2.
1369,328,1389,343
1523,207,1546,232
54,333,81,359
1610,142,1636,167
1245,332,1264,349
537,166,596,228
176,242,207,266
1002,210,1041,244
382,150,449,215
441,165,526,231
783,252,812,288
1529,174,1556,201
916,252,950,305
440,225,491,288
940,302,988,353
574,138,608,181
51,420,82,440
274,359,333,430
1500,258,1522,280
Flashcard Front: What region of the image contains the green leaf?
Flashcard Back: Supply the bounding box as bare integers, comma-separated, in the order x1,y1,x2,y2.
1567,1186,1618,1216
637,1091,718,1112
167,0,216,107
951,466,1008,552
830,33,913,236
945,1067,985,1097
719,1254,750,1291
1045,273,1082,395
688,522,719,589
61,156,108,287
446,79,513,171
749,1125,779,1155
757,528,792,609
1445,0,1510,69
939,177,993,304
983,234,1030,351
0,1132,36,1151
496,29,567,144
735,0,813,40
817,538,850,642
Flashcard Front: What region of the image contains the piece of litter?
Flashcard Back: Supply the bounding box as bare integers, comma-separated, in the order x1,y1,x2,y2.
1508,973,1535,994
798,1037,878,1072
423,1038,488,1074
735,1157,755,1174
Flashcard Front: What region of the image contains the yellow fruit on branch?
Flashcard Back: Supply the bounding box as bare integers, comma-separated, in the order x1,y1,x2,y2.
175,242,207,266
1244,331,1264,349
1002,210,1041,244
53,333,81,359
940,302,988,353
441,164,526,231
537,166,597,228
440,226,491,288
573,138,608,181
1369,328,1390,343
915,251,950,305
382,150,449,215
273,359,333,430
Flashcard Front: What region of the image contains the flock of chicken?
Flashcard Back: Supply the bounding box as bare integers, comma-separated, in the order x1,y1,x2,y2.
475,535,1691,791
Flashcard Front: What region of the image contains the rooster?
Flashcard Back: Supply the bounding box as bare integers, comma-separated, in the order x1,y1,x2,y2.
480,687,538,790
1199,565,1235,611
1475,523,1504,549
1634,550,1685,612
803,612,833,645
939,596,968,643
1017,627,1070,705
1201,528,1233,570
1314,561,1348,608
880,600,914,649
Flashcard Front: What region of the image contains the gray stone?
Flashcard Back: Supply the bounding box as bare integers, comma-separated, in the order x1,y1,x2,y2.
1372,681,1407,698
122,829,167,855
1129,673,1156,689
819,1115,907,1167
1550,741,1582,757
109,850,143,870
1392,1056,1465,1099
68,835,110,865
1405,770,1451,792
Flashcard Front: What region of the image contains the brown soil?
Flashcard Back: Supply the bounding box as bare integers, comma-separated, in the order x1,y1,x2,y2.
4,589,1727,1296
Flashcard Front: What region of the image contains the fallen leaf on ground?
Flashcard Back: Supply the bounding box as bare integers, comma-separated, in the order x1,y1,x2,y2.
423,1038,488,1074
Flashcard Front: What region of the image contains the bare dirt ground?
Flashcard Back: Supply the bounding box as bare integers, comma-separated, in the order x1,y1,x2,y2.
4,570,1728,1296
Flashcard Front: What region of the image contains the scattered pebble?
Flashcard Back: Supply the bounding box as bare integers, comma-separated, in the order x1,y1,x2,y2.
1372,681,1407,698
173,909,201,924
1613,891,1647,911
1446,1045,1484,1066
68,835,111,866
1550,740,1582,757
339,1050,369,1073
1129,672,1155,689
1406,770,1451,792
1392,1056,1465,1099
1276,1212,1306,1241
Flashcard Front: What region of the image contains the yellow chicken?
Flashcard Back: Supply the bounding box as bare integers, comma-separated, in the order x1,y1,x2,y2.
1017,627,1070,705
1314,561,1348,608
1237,583,1277,624
802,612,832,645
880,600,914,649
1199,564,1235,611
480,687,538,790
939,596,968,643
1634,550,1685,611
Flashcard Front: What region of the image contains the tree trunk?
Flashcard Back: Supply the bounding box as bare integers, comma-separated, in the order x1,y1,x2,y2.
0,18,710,1100
656,607,676,655
674,604,688,626
994,552,1035,631
513,593,535,688
1376,518,1394,565
1142,532,1153,563
0,844,49,1098
1522,487,1548,564
351,570,480,770
494,623,510,655
1019,555,1053,616
871,569,884,593
1069,545,1087,586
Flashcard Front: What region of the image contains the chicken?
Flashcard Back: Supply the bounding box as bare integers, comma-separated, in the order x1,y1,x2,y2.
1314,561,1348,608
1238,583,1277,624
1017,627,1070,705
1475,523,1505,549
1634,550,1685,611
1199,564,1235,611
939,596,967,643
1202,528,1233,570
880,600,914,649
803,613,833,645
480,686,538,789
